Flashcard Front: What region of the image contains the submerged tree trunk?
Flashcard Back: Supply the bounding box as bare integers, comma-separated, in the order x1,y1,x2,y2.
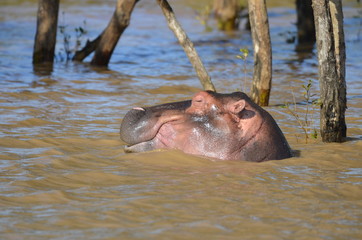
296,0,316,44
213,0,240,31
90,0,138,66
248,0,272,106
73,35,101,62
312,0,347,142
157,0,215,91
33,0,60,64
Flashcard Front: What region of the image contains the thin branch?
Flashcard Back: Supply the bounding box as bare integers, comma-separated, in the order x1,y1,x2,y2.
156,0,216,91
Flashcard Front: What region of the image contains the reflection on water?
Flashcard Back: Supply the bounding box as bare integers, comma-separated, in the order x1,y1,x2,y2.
0,1,361,239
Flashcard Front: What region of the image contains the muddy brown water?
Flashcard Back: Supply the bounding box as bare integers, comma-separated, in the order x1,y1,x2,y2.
1,1,361,239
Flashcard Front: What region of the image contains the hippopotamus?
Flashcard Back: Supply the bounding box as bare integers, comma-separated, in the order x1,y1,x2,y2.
120,91,292,162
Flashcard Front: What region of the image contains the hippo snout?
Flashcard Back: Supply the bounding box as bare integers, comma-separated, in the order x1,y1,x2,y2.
120,107,148,145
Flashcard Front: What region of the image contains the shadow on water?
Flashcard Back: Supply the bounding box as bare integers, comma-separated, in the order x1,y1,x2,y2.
294,41,315,62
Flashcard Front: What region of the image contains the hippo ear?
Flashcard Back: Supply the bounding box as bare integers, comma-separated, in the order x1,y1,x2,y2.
229,100,246,114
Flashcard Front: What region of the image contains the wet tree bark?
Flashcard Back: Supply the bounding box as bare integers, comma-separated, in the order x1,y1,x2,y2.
213,0,240,31
312,0,346,142
90,0,138,66
248,0,272,106
296,0,315,44
73,35,101,62
33,0,60,64
156,0,216,91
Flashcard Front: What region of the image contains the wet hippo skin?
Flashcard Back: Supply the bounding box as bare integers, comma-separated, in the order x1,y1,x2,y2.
120,91,293,162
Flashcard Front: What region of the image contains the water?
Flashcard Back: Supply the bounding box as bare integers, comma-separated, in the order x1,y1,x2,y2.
0,0,361,239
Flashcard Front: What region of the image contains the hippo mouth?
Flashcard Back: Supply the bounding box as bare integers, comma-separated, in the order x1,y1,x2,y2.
124,140,155,153
122,107,183,153
124,122,177,153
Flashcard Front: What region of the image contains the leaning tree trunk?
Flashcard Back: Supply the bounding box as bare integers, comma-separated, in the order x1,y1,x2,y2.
156,0,216,91
248,0,272,106
90,0,138,66
33,0,60,64
312,0,346,142
73,35,101,62
296,0,315,44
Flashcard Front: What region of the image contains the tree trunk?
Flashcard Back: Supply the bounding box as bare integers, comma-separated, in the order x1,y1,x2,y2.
73,35,101,62
91,0,138,66
248,0,272,106
296,0,316,44
213,0,239,31
156,0,216,92
33,0,60,64
312,0,346,142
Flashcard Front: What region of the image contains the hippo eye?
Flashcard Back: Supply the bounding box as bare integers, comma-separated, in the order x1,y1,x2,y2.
193,95,204,103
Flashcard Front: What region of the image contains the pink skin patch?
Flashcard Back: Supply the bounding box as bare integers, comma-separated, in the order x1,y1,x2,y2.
133,107,145,111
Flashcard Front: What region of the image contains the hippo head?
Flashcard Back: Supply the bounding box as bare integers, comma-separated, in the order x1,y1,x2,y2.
120,91,292,162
